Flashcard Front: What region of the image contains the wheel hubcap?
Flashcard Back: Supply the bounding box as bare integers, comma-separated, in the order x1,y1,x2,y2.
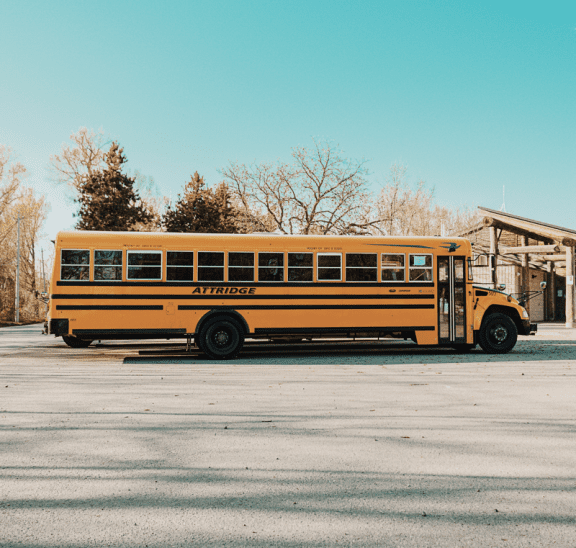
214,330,229,346
491,324,508,343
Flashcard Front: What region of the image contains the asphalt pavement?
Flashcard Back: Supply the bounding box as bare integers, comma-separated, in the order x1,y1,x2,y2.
1,323,575,547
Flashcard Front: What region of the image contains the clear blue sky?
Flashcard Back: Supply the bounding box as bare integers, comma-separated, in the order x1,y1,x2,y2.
1,0,574,240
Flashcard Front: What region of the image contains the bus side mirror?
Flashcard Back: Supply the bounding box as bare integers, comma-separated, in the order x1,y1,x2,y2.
497,283,506,291
540,281,547,289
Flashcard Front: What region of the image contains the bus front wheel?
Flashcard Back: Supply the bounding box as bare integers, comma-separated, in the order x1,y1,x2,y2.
62,335,93,348
200,316,244,360
478,313,517,354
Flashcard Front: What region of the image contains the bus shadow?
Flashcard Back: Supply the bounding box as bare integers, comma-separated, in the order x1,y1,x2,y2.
122,338,576,365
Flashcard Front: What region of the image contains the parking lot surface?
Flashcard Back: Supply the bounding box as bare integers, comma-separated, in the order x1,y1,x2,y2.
1,324,575,547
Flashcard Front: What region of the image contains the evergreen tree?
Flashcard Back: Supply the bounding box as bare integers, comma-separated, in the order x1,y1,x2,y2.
75,143,153,231
163,173,239,233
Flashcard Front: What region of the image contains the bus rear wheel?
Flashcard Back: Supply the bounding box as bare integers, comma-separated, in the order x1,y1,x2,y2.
62,335,93,348
199,316,244,360
478,313,517,354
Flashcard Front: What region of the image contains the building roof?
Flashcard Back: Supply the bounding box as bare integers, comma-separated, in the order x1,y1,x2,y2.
478,207,576,246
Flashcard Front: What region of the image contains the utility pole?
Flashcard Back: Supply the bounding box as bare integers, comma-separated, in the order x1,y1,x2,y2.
41,247,48,315
15,214,21,323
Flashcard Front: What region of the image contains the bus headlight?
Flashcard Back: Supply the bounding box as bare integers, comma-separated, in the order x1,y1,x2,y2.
522,309,529,319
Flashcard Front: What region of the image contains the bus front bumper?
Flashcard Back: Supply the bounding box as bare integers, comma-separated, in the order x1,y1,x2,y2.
521,320,537,336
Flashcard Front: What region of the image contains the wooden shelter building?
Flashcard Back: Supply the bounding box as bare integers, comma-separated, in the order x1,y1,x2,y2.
458,207,576,327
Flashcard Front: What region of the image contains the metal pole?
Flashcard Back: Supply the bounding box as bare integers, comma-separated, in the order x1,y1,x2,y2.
41,247,48,315
15,215,20,323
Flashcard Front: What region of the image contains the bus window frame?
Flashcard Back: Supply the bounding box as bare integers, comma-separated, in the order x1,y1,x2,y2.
197,251,225,283
126,250,163,281
93,249,124,282
408,253,433,283
287,252,314,283
166,250,195,282
317,252,342,282
228,251,255,283
380,253,406,283
60,248,90,281
345,252,378,283
257,251,285,283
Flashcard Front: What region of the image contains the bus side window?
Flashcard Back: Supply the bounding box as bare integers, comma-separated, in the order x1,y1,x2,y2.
346,253,377,282
61,249,90,281
198,252,224,282
127,251,162,280
288,253,313,282
167,251,194,281
229,252,254,282
258,252,284,282
409,254,433,282
94,250,122,281
317,253,341,281
381,254,405,282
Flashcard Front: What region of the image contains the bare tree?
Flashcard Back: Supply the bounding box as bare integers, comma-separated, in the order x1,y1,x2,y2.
375,163,434,236
0,186,48,321
375,163,479,236
221,139,377,234
440,205,480,236
228,194,278,234
49,127,110,190
0,145,26,220
13,189,48,317
0,143,51,321
130,170,165,231
0,144,25,319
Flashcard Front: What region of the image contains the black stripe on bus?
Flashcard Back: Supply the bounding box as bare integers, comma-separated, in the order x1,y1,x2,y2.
69,326,435,339
177,304,435,311
57,281,435,288
254,326,435,334
56,305,163,311
72,328,186,339
51,293,435,300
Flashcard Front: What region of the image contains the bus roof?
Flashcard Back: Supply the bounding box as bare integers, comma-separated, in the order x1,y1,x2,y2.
55,230,472,253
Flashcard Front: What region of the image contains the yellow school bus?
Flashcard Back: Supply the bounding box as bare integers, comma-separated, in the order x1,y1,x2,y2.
45,230,536,358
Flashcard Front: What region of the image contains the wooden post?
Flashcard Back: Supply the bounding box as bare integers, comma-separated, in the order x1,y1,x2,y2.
566,246,575,328
489,226,498,289
547,261,556,321
521,236,530,316
500,245,560,254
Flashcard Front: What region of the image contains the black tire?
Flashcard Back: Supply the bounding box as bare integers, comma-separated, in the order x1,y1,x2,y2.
452,344,476,353
478,313,518,354
62,335,93,348
199,316,244,360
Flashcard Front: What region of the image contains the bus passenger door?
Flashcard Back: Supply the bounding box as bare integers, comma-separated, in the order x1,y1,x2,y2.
438,256,466,345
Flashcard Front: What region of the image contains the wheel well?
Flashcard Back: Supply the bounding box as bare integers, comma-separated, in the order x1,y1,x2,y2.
482,305,523,333
194,309,249,337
